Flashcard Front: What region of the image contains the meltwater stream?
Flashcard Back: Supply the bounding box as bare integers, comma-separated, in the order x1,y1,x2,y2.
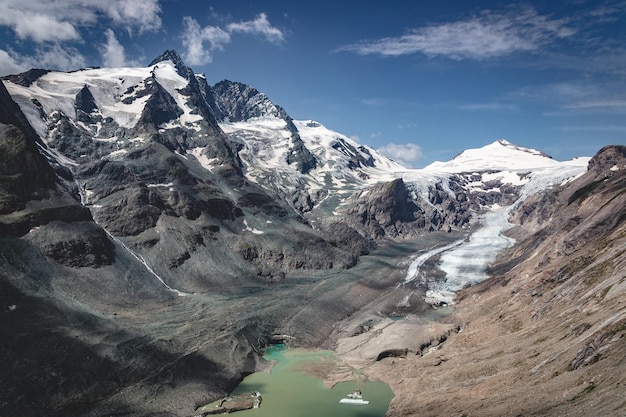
199,346,394,417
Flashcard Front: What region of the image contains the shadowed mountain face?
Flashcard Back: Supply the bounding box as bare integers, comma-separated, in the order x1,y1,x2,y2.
1,51,624,416
0,81,58,214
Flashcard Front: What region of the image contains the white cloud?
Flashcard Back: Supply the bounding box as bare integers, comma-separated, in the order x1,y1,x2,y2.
337,7,575,60
102,0,161,33
181,13,284,66
181,17,230,65
227,13,285,43
378,143,423,166
10,13,80,43
0,0,161,43
101,29,127,67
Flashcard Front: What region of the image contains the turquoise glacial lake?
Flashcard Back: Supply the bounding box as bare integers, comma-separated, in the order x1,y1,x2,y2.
220,345,394,417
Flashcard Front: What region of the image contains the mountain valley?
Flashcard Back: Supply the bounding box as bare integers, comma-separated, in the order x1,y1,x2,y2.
0,51,624,417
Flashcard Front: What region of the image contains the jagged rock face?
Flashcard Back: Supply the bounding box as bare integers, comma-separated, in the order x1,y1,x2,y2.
285,135,318,175
448,171,523,207
2,68,51,87
342,176,480,240
425,181,471,231
134,77,184,133
149,50,192,79
331,139,376,170
212,80,290,122
0,81,95,241
588,144,626,171
344,178,427,239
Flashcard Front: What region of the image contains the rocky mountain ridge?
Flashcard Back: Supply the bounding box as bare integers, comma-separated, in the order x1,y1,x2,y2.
0,51,621,417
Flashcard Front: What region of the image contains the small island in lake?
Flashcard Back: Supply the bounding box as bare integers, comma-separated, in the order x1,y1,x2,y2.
195,391,262,415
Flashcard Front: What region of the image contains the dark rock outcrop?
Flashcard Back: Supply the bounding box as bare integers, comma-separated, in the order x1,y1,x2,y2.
135,76,184,133
25,221,114,267
1,68,50,87
343,178,427,239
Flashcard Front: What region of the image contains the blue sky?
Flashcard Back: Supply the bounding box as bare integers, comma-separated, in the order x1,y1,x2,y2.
1,0,625,167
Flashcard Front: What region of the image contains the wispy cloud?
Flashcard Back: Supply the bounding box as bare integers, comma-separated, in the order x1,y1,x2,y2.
100,0,162,34
360,98,387,106
227,13,285,43
100,29,141,68
512,82,595,102
182,17,230,65
378,143,423,167
563,99,626,110
560,124,626,132
457,102,518,112
182,13,284,65
337,7,575,60
0,0,161,73
512,81,626,115
36,44,88,70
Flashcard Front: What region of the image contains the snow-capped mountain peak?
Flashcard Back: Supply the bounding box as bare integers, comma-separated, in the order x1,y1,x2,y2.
149,49,191,79
424,139,559,173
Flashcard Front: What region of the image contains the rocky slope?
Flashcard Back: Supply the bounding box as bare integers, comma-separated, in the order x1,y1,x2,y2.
331,145,626,416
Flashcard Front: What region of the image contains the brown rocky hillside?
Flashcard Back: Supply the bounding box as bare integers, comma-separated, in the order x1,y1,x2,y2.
337,145,626,417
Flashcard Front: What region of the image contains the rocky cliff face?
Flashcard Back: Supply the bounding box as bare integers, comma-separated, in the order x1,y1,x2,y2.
343,178,427,239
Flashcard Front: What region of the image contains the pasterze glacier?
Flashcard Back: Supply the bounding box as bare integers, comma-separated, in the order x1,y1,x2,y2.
1,51,624,417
